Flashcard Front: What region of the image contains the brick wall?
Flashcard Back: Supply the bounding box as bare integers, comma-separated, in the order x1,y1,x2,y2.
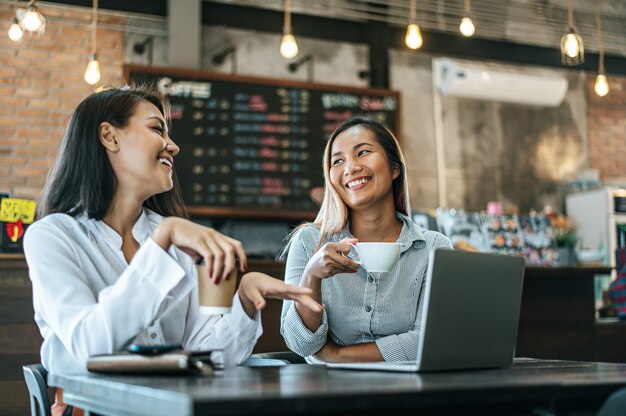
0,4,124,200
587,73,626,181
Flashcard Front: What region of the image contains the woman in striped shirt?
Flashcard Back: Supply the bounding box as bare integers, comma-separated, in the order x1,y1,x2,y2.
281,116,452,363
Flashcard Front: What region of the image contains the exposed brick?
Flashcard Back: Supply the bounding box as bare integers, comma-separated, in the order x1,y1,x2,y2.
29,159,54,168
30,99,62,108
14,167,49,177
0,67,18,77
15,148,47,157
0,157,26,166
0,127,16,136
0,118,18,126
28,139,56,148
0,97,28,106
12,187,43,199
16,129,48,139
0,138,22,146
16,88,48,98
51,53,83,64
0,177,27,187
587,72,626,180
0,108,15,117
17,50,50,62
0,85,16,95
17,108,48,118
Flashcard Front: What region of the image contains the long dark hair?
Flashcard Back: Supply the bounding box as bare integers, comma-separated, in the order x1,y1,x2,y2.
38,86,187,219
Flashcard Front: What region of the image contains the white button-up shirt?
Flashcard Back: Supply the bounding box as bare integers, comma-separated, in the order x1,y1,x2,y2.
24,208,262,374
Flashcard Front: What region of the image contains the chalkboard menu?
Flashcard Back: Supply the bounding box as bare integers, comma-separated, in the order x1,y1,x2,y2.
124,65,400,220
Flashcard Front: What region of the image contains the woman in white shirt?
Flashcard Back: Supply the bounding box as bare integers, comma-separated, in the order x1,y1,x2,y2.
280,117,451,363
24,86,321,412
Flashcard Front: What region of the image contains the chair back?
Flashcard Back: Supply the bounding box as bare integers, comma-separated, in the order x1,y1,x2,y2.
22,364,51,416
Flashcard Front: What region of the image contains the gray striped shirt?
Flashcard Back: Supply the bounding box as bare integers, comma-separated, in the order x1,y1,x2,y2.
280,213,452,361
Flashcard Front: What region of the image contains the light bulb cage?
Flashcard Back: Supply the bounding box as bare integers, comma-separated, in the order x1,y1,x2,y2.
560,28,584,66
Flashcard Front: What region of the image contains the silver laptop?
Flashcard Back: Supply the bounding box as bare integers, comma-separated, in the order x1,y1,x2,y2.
327,248,525,372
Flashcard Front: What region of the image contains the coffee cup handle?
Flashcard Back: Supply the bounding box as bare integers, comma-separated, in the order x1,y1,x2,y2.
345,243,362,265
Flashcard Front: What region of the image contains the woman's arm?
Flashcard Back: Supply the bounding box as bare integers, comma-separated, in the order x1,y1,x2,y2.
24,220,191,366
314,340,383,363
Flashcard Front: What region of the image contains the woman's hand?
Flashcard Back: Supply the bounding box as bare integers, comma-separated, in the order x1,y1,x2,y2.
151,217,246,283
238,272,323,318
303,238,360,282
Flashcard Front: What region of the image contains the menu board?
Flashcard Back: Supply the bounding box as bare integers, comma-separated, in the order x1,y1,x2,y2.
124,66,400,220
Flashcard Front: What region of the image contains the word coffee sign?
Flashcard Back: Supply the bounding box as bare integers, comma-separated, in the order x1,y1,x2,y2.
125,65,400,219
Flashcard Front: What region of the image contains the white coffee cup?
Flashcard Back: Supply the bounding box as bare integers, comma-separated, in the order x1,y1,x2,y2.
349,242,403,273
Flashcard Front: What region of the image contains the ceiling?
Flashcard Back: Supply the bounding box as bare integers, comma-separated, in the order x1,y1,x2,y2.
211,0,626,56
10,0,626,57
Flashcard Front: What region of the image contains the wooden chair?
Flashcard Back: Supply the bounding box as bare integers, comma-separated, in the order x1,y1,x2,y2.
22,364,51,416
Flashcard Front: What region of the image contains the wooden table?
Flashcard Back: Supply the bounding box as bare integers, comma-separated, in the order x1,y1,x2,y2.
49,358,626,416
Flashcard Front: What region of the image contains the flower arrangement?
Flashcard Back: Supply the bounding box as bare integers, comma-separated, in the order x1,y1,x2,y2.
550,214,577,248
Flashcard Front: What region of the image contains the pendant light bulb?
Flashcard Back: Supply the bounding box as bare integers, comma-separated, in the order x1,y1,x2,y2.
459,17,475,37
405,23,423,50
21,6,44,32
560,0,584,66
280,30,298,59
84,54,101,85
594,73,609,97
564,33,580,58
8,18,23,42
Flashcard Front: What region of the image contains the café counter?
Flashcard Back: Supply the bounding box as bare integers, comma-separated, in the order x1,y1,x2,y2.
0,254,619,415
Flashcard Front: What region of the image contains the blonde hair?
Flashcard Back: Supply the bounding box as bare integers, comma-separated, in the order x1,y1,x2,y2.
281,116,410,256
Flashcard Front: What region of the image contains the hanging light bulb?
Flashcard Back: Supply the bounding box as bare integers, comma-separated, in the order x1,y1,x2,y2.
459,0,475,37
21,2,45,33
8,17,23,42
563,32,580,57
405,0,423,50
279,0,299,59
84,0,101,85
280,29,298,59
459,17,475,37
593,0,609,97
560,0,584,66
594,72,609,97
84,53,101,85
405,24,423,49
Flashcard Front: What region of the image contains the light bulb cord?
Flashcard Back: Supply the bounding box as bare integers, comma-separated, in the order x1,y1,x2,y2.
283,0,291,32
91,0,98,55
409,0,416,23
464,0,471,17
596,0,604,71
567,0,574,28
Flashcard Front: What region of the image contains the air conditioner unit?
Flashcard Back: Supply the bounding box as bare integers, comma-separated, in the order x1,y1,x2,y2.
434,58,569,107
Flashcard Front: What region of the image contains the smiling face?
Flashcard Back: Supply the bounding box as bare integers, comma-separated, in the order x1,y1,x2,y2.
328,125,399,212
106,99,180,201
